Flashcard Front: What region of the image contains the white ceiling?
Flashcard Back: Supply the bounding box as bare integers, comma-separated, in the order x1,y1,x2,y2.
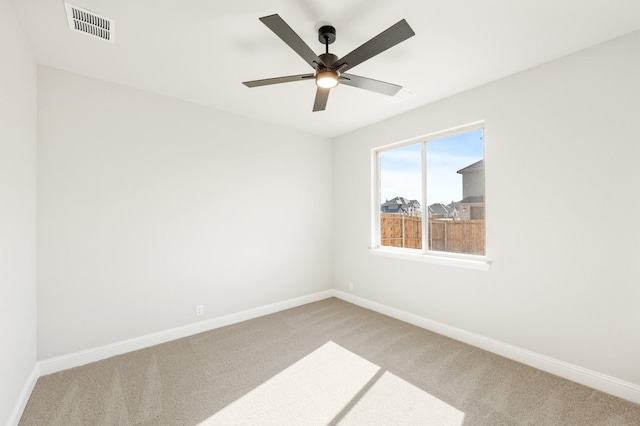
11,0,640,138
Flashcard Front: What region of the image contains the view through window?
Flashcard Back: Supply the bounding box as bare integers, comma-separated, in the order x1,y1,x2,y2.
378,127,485,255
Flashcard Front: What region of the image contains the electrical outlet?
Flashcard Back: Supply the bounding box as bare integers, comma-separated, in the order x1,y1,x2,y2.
348,282,354,291
195,305,204,316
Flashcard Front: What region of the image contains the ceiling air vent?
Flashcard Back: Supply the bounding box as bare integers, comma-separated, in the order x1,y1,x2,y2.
64,2,114,43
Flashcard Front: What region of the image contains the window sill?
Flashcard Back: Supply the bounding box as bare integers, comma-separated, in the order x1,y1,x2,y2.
369,247,490,271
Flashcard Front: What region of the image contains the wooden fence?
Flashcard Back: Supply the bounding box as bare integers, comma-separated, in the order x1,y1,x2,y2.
381,213,485,255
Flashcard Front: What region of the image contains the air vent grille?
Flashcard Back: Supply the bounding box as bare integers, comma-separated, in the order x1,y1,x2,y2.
65,3,114,43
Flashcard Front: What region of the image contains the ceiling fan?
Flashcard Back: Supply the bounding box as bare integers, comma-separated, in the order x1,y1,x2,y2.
242,14,415,112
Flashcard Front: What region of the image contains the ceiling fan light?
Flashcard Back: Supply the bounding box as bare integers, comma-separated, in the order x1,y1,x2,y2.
316,70,339,88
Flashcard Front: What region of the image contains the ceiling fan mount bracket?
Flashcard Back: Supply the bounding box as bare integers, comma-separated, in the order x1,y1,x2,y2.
318,25,336,45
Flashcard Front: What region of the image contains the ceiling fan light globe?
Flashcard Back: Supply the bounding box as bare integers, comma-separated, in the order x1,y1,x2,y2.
316,70,339,89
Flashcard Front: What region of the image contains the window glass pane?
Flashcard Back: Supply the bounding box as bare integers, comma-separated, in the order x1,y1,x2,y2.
426,129,484,255
379,144,422,249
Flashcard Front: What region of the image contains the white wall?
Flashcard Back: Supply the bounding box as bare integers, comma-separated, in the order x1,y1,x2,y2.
37,67,333,359
0,0,37,423
333,31,640,386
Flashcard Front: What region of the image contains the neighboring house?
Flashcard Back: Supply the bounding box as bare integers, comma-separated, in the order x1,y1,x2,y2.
381,196,421,216
455,160,485,220
428,203,456,219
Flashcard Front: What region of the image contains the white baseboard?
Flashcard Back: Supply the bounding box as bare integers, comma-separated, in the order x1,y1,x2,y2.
332,290,640,405
27,288,640,415
8,364,39,426
38,290,334,376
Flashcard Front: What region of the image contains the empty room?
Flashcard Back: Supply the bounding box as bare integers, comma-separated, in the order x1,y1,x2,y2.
2,0,640,424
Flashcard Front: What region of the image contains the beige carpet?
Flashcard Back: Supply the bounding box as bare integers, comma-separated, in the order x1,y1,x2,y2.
20,298,640,425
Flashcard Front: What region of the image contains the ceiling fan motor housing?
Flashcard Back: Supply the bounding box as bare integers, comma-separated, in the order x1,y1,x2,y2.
318,53,338,68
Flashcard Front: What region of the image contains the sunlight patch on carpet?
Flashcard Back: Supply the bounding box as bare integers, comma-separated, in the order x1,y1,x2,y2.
198,341,464,425
339,371,465,425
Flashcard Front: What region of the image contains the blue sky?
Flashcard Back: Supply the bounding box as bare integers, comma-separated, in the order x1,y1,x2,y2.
379,129,483,206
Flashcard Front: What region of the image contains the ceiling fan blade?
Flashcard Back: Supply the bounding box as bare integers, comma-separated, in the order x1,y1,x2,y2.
260,14,327,69
340,73,402,96
332,19,415,73
313,87,330,112
243,73,314,88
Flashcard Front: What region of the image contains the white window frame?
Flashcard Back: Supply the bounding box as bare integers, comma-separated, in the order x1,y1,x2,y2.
370,121,490,271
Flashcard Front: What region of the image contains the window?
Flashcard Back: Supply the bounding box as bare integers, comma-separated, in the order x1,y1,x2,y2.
372,123,486,266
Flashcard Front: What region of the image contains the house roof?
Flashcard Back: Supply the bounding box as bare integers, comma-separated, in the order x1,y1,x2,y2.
382,203,402,211
428,203,450,215
382,197,420,208
458,196,484,204
457,160,484,175
381,196,422,214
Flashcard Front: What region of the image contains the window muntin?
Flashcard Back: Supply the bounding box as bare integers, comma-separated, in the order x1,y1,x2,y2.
375,125,485,257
